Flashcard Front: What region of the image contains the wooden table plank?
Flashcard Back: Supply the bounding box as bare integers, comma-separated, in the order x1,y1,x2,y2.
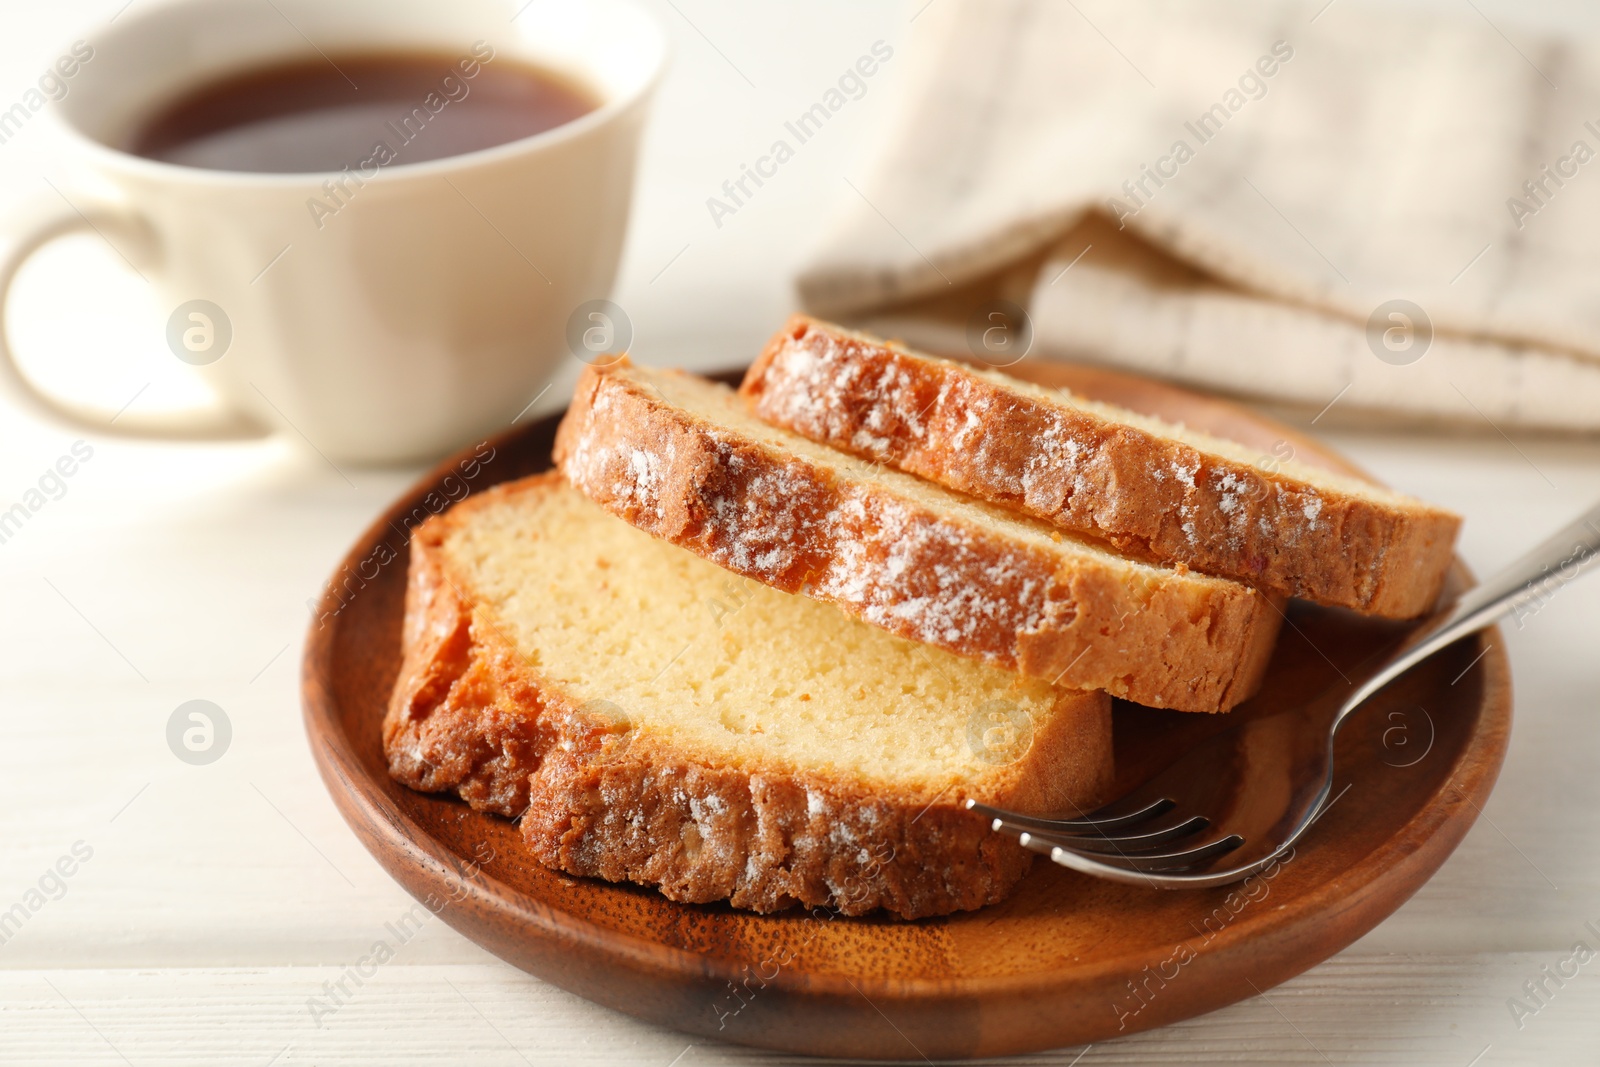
1,955,1593,1065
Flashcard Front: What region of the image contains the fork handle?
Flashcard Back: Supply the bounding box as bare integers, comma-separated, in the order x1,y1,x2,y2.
1334,497,1600,728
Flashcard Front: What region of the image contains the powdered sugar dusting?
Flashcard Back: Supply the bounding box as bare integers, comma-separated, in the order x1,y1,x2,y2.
760,330,936,460
1303,494,1323,529
816,490,1052,651
696,449,1058,654
699,443,813,580
1214,470,1247,516
563,392,669,522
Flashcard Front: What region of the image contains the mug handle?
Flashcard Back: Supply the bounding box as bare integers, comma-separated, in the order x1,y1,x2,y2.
0,195,268,439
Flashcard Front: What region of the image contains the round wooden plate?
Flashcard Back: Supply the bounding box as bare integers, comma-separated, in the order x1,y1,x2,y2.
302,361,1510,1061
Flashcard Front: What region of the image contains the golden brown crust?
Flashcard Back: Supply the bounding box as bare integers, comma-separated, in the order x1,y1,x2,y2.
554,364,1279,713
383,474,1114,919
741,315,1462,619
520,747,1037,918
382,519,548,817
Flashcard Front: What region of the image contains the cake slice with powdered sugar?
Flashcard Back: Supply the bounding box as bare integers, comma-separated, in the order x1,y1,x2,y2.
741,315,1460,619
555,359,1282,713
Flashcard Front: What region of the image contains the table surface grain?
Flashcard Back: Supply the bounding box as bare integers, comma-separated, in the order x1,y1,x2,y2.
3,2,1600,1064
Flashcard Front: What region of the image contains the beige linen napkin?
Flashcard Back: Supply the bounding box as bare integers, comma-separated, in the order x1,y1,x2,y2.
798,0,1600,431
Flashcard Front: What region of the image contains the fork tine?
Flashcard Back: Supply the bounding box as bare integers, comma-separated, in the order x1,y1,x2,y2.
965,797,1175,834
1012,831,1061,858
1054,834,1246,873
1016,815,1210,855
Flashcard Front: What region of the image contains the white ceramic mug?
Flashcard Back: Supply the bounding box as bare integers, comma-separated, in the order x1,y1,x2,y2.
0,0,665,463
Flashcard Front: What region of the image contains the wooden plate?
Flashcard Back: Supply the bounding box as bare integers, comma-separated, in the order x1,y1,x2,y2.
302,362,1510,1061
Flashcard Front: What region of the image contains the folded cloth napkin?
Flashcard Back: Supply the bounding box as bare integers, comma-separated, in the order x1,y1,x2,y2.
797,0,1600,431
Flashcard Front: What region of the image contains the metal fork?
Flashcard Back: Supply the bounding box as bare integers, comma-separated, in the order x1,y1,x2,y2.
969,498,1600,889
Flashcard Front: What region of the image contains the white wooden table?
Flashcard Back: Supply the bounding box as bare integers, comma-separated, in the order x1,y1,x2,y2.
3,1,1600,1063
